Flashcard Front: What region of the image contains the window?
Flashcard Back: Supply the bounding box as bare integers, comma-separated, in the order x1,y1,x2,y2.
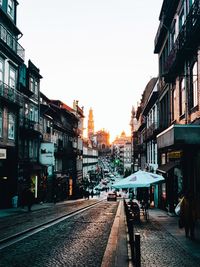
172,85,176,121
30,77,39,96
0,59,3,95
0,0,2,6
29,107,34,121
24,140,28,158
152,107,155,124
179,8,185,32
30,77,34,92
35,80,38,96
0,25,6,43
0,109,2,137
192,62,198,107
33,140,38,158
8,113,15,140
29,140,33,158
25,103,29,117
7,0,14,19
34,107,38,122
9,67,16,89
8,67,16,100
7,32,12,48
180,78,186,115
189,0,194,7
170,28,176,51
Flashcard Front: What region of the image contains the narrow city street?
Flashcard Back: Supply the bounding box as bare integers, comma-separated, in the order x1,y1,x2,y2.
0,200,118,267
1,199,200,267
1,0,200,266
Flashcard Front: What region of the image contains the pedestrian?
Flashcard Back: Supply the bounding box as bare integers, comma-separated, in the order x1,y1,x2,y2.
130,199,140,221
84,190,89,199
91,190,94,198
129,190,133,201
180,191,197,239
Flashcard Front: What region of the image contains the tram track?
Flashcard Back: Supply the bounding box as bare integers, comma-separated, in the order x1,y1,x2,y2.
0,200,104,250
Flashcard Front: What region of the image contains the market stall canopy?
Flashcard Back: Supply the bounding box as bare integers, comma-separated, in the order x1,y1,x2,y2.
112,170,164,189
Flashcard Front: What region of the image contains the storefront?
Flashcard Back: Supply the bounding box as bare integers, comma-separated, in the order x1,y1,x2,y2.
0,147,18,208
157,124,200,212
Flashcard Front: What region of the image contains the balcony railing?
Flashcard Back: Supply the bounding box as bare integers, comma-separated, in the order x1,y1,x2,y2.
135,143,146,153
164,0,200,76
20,117,40,132
43,133,52,142
0,81,23,105
144,122,158,140
0,23,25,60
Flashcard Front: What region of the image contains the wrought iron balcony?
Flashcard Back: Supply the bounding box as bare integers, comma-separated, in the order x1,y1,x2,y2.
0,81,23,106
143,122,158,141
135,143,146,153
0,23,25,60
164,0,200,78
43,133,52,142
19,117,40,132
154,0,179,53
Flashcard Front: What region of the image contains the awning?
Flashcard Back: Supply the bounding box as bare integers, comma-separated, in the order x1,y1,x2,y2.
157,162,178,174
157,124,200,149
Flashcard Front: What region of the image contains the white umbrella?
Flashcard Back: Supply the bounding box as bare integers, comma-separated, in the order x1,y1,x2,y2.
112,170,164,189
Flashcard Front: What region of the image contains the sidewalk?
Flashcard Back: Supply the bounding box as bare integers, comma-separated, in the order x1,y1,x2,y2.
0,196,100,218
149,208,200,260
103,203,200,267
0,202,52,218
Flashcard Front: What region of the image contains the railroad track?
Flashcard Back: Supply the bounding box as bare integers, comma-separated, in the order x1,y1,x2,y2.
0,200,104,250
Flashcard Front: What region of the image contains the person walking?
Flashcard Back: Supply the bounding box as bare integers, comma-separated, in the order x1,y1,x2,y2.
180,191,197,239
91,190,94,198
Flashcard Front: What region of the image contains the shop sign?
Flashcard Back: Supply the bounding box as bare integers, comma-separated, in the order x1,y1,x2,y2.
168,150,183,159
39,143,55,165
0,149,6,159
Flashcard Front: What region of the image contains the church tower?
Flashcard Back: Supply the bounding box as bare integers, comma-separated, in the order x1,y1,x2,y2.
87,108,94,140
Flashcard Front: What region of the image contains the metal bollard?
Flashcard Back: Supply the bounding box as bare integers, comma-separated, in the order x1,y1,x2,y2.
135,233,141,267
129,219,134,261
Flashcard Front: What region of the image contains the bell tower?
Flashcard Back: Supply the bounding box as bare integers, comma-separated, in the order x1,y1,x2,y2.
87,108,94,140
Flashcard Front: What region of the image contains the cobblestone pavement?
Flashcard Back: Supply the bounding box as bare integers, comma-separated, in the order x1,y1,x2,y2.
0,201,118,267
134,217,200,267
0,199,99,241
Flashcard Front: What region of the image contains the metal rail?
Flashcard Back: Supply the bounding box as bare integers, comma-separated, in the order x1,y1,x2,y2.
0,200,103,250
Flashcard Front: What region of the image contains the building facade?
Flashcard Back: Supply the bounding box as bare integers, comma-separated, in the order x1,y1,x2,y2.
154,0,200,212
18,60,44,204
82,139,99,191
95,129,110,155
0,0,25,208
112,131,131,175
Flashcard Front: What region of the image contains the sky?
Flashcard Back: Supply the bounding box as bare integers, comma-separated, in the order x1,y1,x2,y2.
17,0,162,142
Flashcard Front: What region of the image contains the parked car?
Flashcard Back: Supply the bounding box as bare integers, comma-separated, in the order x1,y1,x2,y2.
107,192,117,201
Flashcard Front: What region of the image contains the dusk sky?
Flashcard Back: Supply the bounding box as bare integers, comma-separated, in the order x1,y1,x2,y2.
18,0,162,142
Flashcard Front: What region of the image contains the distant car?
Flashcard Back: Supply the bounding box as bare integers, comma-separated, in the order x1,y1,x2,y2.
107,192,117,201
